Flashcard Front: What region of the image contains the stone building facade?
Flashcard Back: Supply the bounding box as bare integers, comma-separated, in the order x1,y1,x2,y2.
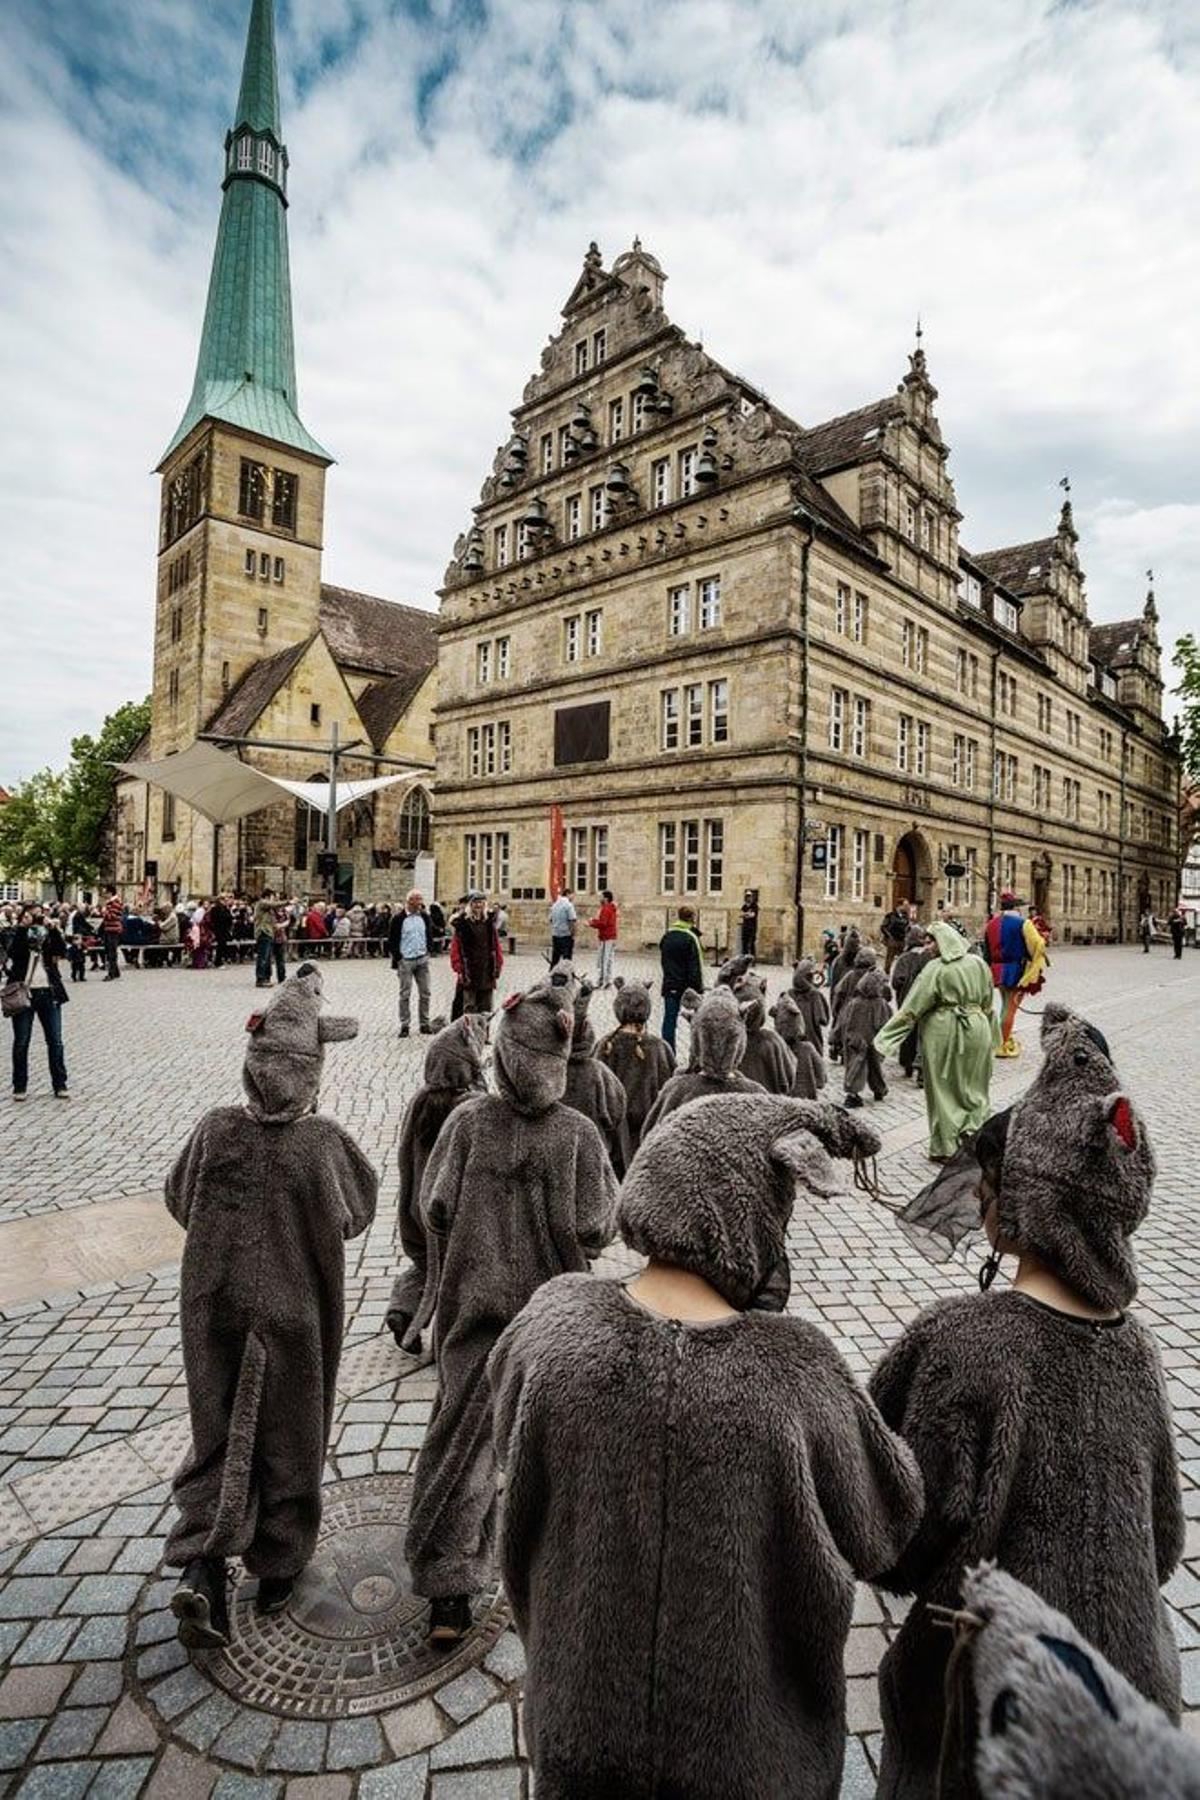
434,242,1179,961
114,0,436,905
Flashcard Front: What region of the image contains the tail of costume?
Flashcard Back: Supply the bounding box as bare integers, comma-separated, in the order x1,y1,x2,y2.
204,1330,267,1557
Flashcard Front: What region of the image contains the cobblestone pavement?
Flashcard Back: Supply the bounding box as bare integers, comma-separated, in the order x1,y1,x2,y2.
0,945,1198,1797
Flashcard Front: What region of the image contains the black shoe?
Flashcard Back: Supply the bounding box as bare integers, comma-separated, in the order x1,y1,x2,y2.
256,1576,295,1615
874,1087,889,1102
842,1093,864,1109
399,1027,410,1038
419,1024,433,1035
172,1556,229,1649
428,1594,472,1645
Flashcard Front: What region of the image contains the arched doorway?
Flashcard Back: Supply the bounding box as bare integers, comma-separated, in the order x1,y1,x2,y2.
1031,854,1052,920
891,835,918,910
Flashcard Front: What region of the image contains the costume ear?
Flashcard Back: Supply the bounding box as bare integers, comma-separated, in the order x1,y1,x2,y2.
554,1009,573,1040
642,979,654,992
770,1130,841,1197
680,988,703,1019
737,997,757,1020
1037,1636,1118,1720
1103,1092,1138,1151
613,976,626,992
318,1015,359,1043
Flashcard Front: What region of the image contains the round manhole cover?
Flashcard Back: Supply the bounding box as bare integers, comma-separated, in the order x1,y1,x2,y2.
200,1473,507,1718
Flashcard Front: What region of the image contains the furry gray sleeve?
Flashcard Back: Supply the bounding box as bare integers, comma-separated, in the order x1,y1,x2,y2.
572,1115,620,1257
419,1104,470,1237
809,1360,925,1583
326,1125,379,1240
164,1116,211,1230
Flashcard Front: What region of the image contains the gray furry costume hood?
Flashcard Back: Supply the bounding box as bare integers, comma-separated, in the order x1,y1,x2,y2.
960,1564,1200,1799
488,1094,922,1800
596,978,676,1150
730,973,797,1095
385,1014,488,1351
562,979,630,1174
829,945,877,1055
890,928,931,1005
829,927,862,989
641,985,765,1137
841,966,892,1041
869,1004,1182,1800
715,951,756,986
771,991,827,1099
405,967,619,1600
789,956,830,1055
166,966,378,1579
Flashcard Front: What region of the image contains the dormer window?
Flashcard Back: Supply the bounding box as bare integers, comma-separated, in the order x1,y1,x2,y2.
257,140,275,180
236,134,253,172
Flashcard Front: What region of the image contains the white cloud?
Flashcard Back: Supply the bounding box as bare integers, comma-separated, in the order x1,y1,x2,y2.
2,0,1197,778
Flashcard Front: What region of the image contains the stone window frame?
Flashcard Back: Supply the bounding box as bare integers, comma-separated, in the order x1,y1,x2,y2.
659,821,678,893
609,397,625,443
668,583,691,637
493,523,510,568
660,689,680,751
563,615,582,663
589,486,606,534
678,446,698,499
574,339,589,376
652,457,672,508
852,591,868,644
697,575,722,631
565,495,582,542
683,683,704,749
851,695,870,760
592,328,607,366
828,687,847,754
476,641,493,685
825,823,843,900
852,828,869,902
896,711,911,772
584,609,603,658
709,678,730,745
915,720,930,778
540,433,554,475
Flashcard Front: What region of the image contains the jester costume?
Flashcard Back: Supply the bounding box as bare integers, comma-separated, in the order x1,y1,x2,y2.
984,895,1046,1057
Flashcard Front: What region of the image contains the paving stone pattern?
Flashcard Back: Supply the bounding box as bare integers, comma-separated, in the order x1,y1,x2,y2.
0,947,1197,1795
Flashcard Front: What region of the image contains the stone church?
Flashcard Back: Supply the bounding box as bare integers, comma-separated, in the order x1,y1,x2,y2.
434,242,1179,959
112,0,436,904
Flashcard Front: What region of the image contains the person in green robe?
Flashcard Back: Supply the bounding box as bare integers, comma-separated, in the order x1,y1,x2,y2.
874,920,997,1160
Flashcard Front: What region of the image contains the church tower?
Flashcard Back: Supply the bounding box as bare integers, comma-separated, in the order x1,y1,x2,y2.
149,0,331,876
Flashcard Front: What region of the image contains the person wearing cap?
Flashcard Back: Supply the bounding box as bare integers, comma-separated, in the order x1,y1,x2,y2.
868,1004,1182,1799
449,891,503,1014
875,921,997,1161
404,965,618,1647
488,1093,922,1800
984,891,1045,1057
164,966,378,1652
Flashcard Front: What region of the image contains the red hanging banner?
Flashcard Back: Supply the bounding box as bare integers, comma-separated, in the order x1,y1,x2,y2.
549,805,566,899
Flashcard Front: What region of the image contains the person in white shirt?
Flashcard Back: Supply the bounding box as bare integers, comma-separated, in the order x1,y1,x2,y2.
548,890,577,968
393,891,433,1038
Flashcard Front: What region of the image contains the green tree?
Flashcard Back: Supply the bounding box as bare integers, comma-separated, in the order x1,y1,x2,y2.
1175,634,1200,779
0,698,150,899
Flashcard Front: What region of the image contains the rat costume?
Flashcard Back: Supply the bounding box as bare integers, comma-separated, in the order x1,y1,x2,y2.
595,977,676,1146
640,985,765,1138
385,1015,487,1352
840,966,891,1104
732,973,797,1095
828,945,876,1061
888,927,930,1078
770,991,827,1100
488,1094,923,1800
828,926,862,992
166,966,377,1647
404,967,618,1627
789,957,830,1057
958,1564,1200,1800
562,980,630,1174
869,1005,1182,1800
875,922,996,1160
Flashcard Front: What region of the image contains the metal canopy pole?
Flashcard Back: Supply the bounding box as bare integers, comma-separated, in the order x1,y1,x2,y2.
326,720,339,901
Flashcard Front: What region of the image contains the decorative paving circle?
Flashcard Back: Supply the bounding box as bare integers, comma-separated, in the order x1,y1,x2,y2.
202,1473,508,1719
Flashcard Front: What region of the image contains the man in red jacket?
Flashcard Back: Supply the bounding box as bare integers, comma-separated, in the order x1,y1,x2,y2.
588,889,619,987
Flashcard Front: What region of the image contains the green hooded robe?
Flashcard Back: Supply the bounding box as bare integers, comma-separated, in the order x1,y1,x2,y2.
874,921,997,1159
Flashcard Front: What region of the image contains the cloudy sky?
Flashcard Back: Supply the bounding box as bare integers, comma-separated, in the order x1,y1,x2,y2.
2,0,1197,779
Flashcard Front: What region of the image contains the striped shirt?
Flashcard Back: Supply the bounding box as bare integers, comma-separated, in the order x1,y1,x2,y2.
101,896,124,935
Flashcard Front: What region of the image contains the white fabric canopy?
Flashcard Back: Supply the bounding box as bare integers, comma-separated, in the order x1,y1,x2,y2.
117,740,432,826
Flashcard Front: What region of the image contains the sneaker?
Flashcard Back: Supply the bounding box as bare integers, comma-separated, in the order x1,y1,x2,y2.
53,1090,70,1101
428,1594,472,1645
12,1093,27,1103
172,1556,229,1649
256,1575,295,1615
842,1093,864,1109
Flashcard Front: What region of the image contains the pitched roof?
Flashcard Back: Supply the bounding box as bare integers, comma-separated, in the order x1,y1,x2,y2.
204,637,312,737
972,537,1058,597
1089,619,1142,670
356,669,431,752
319,586,438,681
797,396,901,475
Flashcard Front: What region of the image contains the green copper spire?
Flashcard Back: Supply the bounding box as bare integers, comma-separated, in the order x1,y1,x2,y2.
160,0,330,467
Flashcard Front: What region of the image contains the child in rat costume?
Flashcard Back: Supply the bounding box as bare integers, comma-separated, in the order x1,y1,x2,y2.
828,925,862,993
640,984,764,1137
888,926,931,1079
828,944,876,1062
840,965,891,1107
789,956,830,1057
732,972,797,1094
166,966,378,1648
404,967,619,1644
770,992,827,1100
957,1564,1200,1800
869,1004,1182,1800
562,976,630,1174
595,976,675,1147
385,1014,487,1352
488,1094,923,1800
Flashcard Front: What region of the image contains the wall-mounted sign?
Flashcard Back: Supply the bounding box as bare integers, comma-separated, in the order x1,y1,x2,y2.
803,819,827,843
812,843,828,870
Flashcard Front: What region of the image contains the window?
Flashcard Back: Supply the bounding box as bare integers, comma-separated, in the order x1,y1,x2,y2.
540,433,553,475
565,495,582,541
516,521,533,561
997,598,1019,633
659,822,677,893
170,605,182,645
826,824,843,900
684,683,704,748
259,551,270,580
221,660,230,691
164,451,205,544
705,819,725,894
852,696,870,759
257,139,275,179
167,668,179,710
652,458,672,508
464,830,509,895
678,447,697,498
498,721,512,774
1098,789,1113,833
834,583,848,635
668,584,691,636
585,609,603,656
698,576,721,629
236,133,253,172
682,820,701,894
592,328,607,365
998,671,1017,716
902,620,927,672
242,548,255,579
310,703,321,726
494,523,510,568
829,687,847,753
915,720,930,777
609,398,624,442
1033,764,1050,810
709,679,729,744
993,751,1018,802
1062,776,1081,821
853,591,868,643
955,648,966,691
574,339,588,376
962,572,982,608
570,826,588,895
903,496,917,542
477,642,493,684
661,689,680,751
257,606,268,634
631,390,647,434
921,510,934,551
897,713,912,772
554,701,611,766
467,726,481,777
273,556,285,583
162,791,176,841
952,733,964,787
496,636,510,679
398,787,431,854
239,458,267,521
852,829,869,902
1066,709,1082,748
589,486,606,534
564,615,581,662
594,825,609,892
965,738,977,789
272,470,297,531
1037,693,1053,734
